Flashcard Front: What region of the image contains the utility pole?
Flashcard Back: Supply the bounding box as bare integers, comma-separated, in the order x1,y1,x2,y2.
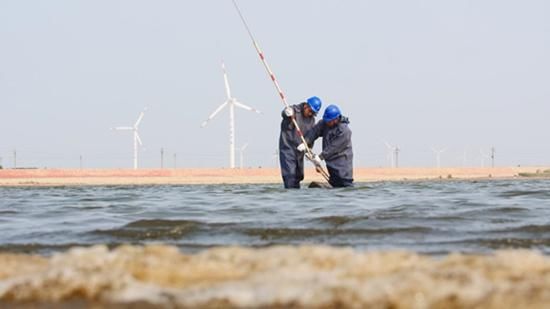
160,147,164,169
173,153,177,169
396,147,400,168
491,147,495,168
13,149,17,169
79,155,83,169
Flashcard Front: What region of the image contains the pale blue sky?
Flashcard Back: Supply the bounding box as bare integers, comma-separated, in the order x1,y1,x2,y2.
1,0,549,168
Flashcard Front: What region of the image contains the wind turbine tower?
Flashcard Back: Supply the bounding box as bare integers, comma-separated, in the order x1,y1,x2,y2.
480,148,491,168
431,147,447,169
201,61,261,168
384,141,399,168
394,146,400,168
112,108,146,169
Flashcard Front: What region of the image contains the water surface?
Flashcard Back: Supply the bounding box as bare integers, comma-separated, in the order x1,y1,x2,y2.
1,179,549,255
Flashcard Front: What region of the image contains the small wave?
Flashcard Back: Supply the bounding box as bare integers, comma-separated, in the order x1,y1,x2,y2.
0,210,18,215
498,190,550,198
0,243,99,255
423,215,468,222
230,186,287,194
64,205,107,211
368,205,415,220
494,224,550,234
439,237,550,250
78,197,100,202
339,184,372,191
92,219,204,240
456,206,528,217
475,237,550,249
491,206,529,213
0,241,221,255
243,226,432,240
313,215,369,226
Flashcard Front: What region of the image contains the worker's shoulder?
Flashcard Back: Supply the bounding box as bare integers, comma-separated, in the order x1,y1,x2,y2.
340,116,350,124
337,118,352,134
340,117,351,128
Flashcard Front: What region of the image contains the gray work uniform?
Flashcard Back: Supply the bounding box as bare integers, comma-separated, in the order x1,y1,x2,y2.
279,103,315,188
305,117,354,187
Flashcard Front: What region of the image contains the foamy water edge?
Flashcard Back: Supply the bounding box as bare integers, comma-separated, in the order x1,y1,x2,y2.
1,245,549,308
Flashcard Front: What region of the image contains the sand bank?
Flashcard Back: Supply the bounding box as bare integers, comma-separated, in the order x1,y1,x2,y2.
0,166,546,186
0,245,549,308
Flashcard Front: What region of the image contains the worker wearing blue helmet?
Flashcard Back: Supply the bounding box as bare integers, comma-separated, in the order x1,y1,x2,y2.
279,96,322,188
299,104,354,187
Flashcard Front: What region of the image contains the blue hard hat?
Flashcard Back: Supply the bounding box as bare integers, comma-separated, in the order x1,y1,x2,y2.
306,96,322,114
323,104,341,122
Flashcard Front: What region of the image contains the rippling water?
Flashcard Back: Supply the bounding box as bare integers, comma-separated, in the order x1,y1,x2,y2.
1,179,549,255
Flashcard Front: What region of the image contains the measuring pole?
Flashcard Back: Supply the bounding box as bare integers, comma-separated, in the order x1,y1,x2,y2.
230,0,330,183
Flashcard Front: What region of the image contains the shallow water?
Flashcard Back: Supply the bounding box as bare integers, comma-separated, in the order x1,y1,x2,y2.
1,179,550,255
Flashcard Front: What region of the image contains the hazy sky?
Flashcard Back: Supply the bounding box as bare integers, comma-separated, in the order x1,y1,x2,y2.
1,0,549,169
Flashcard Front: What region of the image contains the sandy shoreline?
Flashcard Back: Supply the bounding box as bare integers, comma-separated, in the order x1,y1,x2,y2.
0,166,548,186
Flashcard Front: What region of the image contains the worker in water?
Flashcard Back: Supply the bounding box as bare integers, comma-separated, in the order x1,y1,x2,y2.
279,96,322,189
299,104,354,187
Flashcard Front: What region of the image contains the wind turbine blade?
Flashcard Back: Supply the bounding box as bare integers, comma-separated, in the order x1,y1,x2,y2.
134,110,145,127
112,126,134,131
136,132,143,146
234,101,261,114
201,101,228,127
222,61,232,99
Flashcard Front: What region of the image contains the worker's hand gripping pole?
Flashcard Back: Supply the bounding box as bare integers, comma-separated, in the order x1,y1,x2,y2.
231,0,331,183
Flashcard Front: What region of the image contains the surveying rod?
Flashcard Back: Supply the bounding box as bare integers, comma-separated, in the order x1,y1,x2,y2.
230,0,330,182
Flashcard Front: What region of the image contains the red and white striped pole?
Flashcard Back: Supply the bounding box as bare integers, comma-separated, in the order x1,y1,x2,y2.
230,0,331,183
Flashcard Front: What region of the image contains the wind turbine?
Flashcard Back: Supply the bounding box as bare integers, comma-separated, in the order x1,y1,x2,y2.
239,143,249,169
383,141,398,168
201,61,261,168
112,108,146,169
480,148,491,168
431,146,447,169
